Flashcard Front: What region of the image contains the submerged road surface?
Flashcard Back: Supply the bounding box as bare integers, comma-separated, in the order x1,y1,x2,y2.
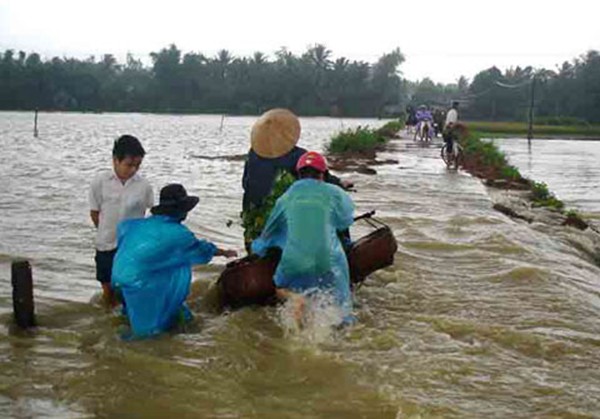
1,113,599,418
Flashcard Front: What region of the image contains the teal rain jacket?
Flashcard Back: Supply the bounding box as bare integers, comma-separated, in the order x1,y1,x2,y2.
251,179,355,319
112,215,217,338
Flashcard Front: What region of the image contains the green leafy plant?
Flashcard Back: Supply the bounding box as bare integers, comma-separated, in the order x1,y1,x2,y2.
375,120,404,138
565,209,580,218
327,126,388,154
241,171,296,243
500,165,522,181
530,181,564,209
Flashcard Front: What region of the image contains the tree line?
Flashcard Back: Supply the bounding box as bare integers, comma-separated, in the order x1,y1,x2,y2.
1,44,599,122
407,50,600,123
0,44,404,117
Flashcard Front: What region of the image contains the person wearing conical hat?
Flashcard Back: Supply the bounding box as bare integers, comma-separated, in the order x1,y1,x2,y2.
242,109,352,249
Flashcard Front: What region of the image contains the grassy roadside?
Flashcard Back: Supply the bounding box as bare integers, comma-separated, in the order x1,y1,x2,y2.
451,123,589,230
326,120,404,155
466,121,600,138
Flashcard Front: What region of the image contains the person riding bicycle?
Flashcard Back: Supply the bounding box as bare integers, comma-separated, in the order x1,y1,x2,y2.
414,105,434,141
443,101,459,153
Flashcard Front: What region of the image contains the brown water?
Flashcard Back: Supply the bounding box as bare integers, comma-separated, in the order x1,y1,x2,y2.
1,112,599,418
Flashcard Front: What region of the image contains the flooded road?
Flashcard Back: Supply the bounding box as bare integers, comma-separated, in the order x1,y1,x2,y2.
494,137,600,213
1,112,599,418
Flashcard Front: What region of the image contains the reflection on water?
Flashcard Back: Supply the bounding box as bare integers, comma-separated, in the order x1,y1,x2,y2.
494,137,600,212
0,112,599,418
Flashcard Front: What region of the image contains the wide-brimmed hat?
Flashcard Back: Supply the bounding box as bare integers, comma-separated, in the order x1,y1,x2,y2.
151,183,199,216
250,108,301,158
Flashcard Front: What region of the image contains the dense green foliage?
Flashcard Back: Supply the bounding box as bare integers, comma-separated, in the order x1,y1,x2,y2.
407,51,600,124
0,44,405,117
326,119,403,154
2,45,600,122
457,130,568,211
241,171,296,244
375,119,405,137
326,126,387,154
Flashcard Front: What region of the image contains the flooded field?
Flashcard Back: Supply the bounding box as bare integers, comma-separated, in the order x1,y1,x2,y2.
1,112,599,418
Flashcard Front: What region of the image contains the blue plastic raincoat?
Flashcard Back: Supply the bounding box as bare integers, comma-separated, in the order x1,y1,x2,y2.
251,179,355,320
112,215,217,338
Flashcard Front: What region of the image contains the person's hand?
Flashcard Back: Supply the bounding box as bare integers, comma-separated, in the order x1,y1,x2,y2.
341,180,354,191
217,248,238,258
223,249,238,258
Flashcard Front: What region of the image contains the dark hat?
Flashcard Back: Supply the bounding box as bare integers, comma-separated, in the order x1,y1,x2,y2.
151,183,199,216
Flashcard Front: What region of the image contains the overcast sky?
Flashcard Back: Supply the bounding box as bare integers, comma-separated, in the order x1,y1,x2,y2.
1,0,599,84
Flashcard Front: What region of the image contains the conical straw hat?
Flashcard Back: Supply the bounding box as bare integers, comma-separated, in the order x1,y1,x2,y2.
250,108,301,158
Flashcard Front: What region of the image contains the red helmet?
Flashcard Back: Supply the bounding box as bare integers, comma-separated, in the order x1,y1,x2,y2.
296,151,328,173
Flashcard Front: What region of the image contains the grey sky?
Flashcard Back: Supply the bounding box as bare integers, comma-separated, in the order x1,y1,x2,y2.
1,0,598,84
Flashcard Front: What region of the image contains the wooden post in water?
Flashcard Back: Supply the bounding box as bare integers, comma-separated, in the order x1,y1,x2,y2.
11,260,36,328
219,114,225,132
527,76,536,146
33,109,39,138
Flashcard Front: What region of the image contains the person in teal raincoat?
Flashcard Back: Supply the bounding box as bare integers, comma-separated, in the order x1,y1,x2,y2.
251,151,355,326
112,183,237,338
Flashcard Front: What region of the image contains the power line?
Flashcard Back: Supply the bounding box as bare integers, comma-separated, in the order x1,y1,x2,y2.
494,79,532,89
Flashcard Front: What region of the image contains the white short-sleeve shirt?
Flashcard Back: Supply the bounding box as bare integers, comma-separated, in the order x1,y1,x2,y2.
89,171,154,251
445,109,458,128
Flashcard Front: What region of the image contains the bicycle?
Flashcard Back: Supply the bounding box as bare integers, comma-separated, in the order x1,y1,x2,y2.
441,141,463,169
413,120,432,143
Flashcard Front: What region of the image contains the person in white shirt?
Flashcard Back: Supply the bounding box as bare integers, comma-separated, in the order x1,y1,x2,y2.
445,101,459,129
443,101,460,153
89,135,154,307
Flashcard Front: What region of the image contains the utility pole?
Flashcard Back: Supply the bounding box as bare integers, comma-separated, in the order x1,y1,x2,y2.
33,109,39,138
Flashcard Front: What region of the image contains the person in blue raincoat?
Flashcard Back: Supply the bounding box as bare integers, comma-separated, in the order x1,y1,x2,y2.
112,183,237,338
251,151,355,326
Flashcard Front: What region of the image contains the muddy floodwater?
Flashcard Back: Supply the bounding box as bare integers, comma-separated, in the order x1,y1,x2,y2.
1,112,599,418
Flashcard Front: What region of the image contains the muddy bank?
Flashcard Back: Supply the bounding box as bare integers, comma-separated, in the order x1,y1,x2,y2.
461,154,593,231
328,153,399,175
448,130,600,265
487,187,600,266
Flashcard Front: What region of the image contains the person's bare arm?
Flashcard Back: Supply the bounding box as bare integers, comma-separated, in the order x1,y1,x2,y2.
215,247,237,258
90,210,99,228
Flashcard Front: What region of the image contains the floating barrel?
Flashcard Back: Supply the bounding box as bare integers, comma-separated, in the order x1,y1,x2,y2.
218,213,397,308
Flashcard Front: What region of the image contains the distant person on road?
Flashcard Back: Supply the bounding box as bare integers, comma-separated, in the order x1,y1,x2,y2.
89,135,154,307
251,151,356,328
112,183,237,338
405,105,417,133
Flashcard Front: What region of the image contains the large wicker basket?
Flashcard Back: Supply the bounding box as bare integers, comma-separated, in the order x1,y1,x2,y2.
217,213,397,308
348,225,397,285
217,256,277,309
